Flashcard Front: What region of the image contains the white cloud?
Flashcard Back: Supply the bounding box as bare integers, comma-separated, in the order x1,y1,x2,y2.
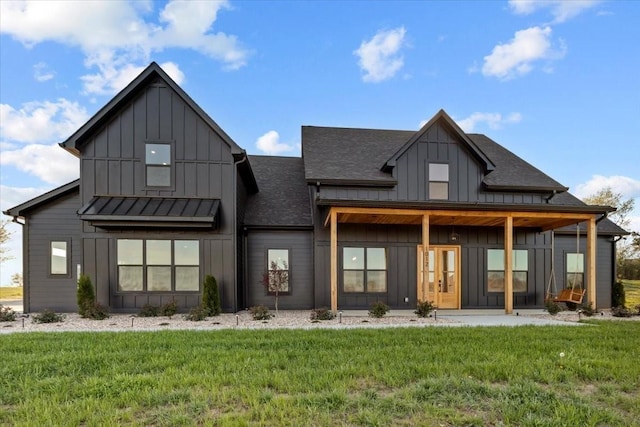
33,62,54,82
573,175,640,200
509,0,601,24
0,99,89,144
481,26,566,80
0,143,79,185
455,112,522,132
81,59,185,96
255,131,295,155
354,27,406,83
0,0,248,95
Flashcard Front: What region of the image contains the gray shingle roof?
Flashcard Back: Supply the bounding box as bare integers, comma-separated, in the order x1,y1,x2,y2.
302,126,568,192
302,126,412,184
244,156,312,227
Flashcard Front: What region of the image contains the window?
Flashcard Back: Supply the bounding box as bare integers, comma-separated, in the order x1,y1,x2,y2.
117,239,199,292
566,253,584,289
146,143,171,187
267,249,289,294
50,241,69,275
343,247,387,293
429,163,449,200
487,249,528,292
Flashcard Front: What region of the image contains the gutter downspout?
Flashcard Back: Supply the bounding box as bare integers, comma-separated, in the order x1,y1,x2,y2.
10,216,28,313
233,153,249,313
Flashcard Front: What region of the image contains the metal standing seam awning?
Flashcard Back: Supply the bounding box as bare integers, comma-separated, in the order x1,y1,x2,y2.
78,196,220,228
323,205,603,314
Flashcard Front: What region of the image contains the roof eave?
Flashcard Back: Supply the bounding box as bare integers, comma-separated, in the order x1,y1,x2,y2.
3,180,80,217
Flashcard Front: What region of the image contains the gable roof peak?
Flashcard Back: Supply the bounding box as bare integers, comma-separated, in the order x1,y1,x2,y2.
382,109,495,172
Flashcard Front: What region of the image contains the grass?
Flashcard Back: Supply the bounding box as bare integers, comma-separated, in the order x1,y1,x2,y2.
621,279,640,308
0,287,22,300
1,322,639,426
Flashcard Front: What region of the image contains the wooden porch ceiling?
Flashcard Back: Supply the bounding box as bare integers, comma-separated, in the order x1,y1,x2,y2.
324,207,594,231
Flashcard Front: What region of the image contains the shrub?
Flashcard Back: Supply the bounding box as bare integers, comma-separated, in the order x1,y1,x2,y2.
185,305,209,321
160,300,178,318
138,304,160,317
85,302,110,320
32,310,65,324
202,275,221,316
612,281,626,308
310,307,335,321
77,274,96,318
250,305,272,320
369,301,390,318
611,306,633,318
0,304,17,322
545,299,562,315
415,300,436,318
579,302,596,317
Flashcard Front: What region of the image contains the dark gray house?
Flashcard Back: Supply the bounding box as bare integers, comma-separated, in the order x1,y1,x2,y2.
4,62,626,314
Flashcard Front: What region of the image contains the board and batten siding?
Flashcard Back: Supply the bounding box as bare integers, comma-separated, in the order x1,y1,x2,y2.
71,77,241,311
82,232,235,312
246,231,314,310
78,77,236,236
313,218,557,309
23,191,81,313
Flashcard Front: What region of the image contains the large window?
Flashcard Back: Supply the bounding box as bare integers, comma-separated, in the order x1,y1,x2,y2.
117,239,199,292
267,249,289,294
429,163,449,200
145,143,172,187
50,240,69,276
343,247,387,293
566,253,584,289
487,249,528,292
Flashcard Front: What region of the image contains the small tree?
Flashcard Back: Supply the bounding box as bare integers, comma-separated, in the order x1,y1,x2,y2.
10,273,22,287
77,274,95,318
262,260,289,315
0,220,14,263
202,274,221,316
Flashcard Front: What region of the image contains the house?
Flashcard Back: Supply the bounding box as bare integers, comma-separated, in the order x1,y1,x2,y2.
4,62,627,314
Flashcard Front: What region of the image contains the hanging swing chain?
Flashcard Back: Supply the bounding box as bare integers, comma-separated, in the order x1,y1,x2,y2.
573,223,581,291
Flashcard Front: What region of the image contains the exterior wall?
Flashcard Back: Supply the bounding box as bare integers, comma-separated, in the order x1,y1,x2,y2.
554,234,614,308
24,191,81,312
73,77,239,312
82,231,235,312
246,230,314,310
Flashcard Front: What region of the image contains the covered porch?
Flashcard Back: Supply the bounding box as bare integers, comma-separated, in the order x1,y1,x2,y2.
324,206,600,314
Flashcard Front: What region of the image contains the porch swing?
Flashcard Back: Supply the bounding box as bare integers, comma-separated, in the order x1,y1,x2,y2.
545,224,586,305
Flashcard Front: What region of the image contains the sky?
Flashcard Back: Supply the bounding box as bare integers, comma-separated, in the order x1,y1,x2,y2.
1,0,639,286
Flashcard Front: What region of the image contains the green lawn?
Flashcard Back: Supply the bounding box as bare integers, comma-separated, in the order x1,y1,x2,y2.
621,279,640,308
1,322,639,426
0,287,22,300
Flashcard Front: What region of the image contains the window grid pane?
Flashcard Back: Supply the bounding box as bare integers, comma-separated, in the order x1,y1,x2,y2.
429,182,448,200
147,266,171,291
146,144,171,165
119,266,143,291
268,249,289,270
147,240,171,265
146,166,171,187
344,271,365,292
118,240,142,265
429,163,449,181
567,253,584,273
175,241,199,266
176,267,200,291
343,248,364,270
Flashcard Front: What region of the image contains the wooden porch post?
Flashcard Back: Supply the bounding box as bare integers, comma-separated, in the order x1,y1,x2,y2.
587,216,597,307
504,215,513,314
330,208,338,312
420,214,430,303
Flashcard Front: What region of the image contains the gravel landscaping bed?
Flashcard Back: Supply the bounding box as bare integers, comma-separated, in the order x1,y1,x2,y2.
0,310,456,334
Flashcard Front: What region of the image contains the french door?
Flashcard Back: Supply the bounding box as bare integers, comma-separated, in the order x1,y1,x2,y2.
417,245,461,309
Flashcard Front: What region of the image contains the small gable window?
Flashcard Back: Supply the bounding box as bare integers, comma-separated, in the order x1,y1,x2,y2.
146,143,172,187
429,163,449,200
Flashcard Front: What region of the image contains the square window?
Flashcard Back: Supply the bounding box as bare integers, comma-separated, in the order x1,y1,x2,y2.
344,271,365,292
429,163,449,181
146,166,171,187
367,271,387,292
118,240,142,265
343,248,364,270
146,144,171,165
118,266,143,291
147,240,171,265
343,247,387,293
429,182,448,200
147,266,171,291
176,267,200,291
175,241,199,265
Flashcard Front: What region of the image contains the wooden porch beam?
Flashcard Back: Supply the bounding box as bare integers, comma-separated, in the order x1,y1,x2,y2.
330,208,338,312
587,216,597,307
504,215,513,314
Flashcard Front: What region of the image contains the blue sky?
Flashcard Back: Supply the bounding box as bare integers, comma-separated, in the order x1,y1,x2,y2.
1,0,639,286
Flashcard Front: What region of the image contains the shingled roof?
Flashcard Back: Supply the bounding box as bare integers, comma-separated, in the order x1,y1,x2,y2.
244,156,312,227
302,126,568,193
